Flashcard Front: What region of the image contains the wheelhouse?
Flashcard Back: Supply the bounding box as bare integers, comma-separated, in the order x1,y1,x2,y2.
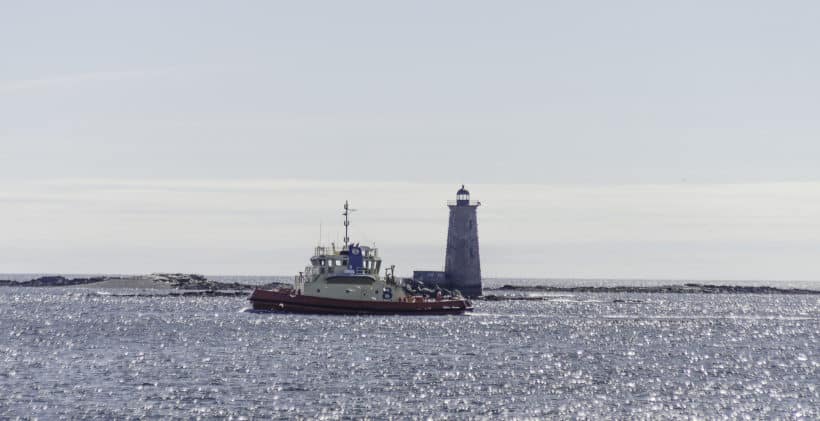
303,245,382,278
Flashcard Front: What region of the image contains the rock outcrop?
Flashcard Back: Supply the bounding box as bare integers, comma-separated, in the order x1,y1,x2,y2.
4,276,107,287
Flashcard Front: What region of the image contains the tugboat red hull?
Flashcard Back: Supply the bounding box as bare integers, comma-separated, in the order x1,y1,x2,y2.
249,289,473,315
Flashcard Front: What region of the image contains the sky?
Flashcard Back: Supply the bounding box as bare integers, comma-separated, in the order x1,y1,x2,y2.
1,1,819,279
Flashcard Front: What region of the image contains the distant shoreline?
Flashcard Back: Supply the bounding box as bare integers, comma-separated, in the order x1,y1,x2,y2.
0,273,288,291
483,283,820,297
2,274,818,296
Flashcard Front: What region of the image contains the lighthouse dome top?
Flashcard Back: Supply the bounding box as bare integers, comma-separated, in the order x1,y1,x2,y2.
448,184,480,207
455,184,473,206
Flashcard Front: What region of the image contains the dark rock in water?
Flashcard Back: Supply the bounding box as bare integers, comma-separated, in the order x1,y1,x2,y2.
31,276,70,286
258,282,292,290
400,277,462,299
612,299,643,304
12,276,107,287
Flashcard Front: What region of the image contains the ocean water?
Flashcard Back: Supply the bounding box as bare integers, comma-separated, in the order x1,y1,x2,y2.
1,285,818,419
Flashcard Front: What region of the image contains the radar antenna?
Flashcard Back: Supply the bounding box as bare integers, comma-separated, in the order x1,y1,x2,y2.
342,201,356,246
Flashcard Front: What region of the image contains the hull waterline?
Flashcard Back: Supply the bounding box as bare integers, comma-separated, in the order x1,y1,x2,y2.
249,289,473,315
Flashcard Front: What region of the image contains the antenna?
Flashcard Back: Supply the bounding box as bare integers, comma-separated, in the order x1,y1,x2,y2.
342,200,357,246
318,220,323,247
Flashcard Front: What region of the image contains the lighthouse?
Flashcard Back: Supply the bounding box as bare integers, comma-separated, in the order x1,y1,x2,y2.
444,185,482,297
412,185,483,297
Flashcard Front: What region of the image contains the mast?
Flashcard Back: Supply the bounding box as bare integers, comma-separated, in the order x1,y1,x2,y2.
342,201,356,246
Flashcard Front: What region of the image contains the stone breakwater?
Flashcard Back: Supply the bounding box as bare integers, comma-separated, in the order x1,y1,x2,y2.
0,273,288,292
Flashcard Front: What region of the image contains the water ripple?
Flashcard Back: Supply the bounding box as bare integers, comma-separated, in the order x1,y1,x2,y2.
0,288,817,419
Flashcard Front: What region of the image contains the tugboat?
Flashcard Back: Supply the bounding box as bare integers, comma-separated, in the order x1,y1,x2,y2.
248,201,473,315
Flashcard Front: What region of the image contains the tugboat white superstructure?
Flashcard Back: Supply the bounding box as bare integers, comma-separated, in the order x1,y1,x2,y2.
249,201,473,315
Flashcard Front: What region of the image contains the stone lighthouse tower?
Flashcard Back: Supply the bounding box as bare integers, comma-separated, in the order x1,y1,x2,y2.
444,185,482,297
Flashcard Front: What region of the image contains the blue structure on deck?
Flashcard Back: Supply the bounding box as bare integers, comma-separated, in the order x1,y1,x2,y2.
348,245,364,272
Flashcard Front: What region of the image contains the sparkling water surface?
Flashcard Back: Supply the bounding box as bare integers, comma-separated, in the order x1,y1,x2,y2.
2,287,818,419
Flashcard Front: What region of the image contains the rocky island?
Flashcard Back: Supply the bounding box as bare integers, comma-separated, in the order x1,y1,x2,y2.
478,283,820,300
0,273,289,297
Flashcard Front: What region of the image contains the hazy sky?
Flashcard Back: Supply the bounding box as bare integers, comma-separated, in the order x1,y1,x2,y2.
2,2,819,279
